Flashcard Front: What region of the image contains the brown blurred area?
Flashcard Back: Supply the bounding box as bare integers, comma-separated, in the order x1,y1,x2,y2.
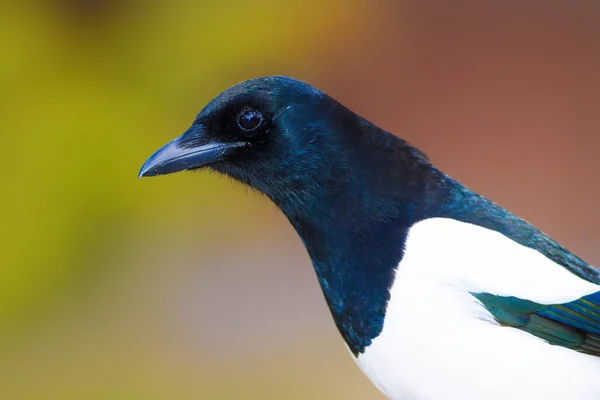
323,1,600,263
1,1,599,399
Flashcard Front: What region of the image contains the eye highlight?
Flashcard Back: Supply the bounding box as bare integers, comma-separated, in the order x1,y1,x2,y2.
238,110,263,131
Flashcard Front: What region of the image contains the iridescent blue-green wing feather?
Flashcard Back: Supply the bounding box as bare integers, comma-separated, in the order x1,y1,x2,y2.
473,291,600,356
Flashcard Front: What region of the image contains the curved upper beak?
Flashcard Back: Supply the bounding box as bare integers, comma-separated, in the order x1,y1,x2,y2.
138,127,246,178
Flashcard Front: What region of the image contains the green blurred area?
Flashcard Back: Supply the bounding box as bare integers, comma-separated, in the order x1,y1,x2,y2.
1,0,363,331
1,1,378,398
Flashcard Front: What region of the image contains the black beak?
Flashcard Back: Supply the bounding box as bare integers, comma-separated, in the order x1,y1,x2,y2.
138,127,247,178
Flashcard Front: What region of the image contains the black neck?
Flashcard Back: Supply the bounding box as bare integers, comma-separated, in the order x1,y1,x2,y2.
272,128,435,355
289,211,410,355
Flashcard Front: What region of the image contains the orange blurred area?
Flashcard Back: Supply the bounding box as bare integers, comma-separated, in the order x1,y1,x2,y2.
1,1,599,398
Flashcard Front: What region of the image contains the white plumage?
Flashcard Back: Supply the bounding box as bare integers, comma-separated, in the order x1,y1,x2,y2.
356,218,600,400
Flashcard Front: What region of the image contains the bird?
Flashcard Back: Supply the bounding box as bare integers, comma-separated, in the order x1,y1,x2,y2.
139,76,600,400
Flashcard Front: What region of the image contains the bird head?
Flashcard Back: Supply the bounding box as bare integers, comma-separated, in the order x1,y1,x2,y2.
140,76,429,232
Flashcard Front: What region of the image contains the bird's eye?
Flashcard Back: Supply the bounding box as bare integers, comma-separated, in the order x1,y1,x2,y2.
238,110,263,131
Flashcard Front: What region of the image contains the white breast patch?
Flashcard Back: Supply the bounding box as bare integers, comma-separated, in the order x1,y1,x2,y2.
354,218,600,400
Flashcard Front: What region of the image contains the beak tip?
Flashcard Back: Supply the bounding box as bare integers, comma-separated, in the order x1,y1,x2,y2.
138,162,160,178
138,151,166,178
138,162,152,179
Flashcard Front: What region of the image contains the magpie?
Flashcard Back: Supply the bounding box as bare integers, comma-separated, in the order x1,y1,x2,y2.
139,76,600,400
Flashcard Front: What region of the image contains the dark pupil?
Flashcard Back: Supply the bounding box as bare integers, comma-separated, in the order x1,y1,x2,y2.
239,111,262,131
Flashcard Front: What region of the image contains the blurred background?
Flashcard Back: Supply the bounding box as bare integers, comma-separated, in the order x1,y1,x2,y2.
2,1,600,398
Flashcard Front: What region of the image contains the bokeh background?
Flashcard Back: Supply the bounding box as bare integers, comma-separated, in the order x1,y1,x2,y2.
2,1,600,398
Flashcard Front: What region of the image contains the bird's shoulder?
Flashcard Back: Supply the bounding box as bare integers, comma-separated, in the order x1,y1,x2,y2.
419,170,600,285
402,171,600,356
